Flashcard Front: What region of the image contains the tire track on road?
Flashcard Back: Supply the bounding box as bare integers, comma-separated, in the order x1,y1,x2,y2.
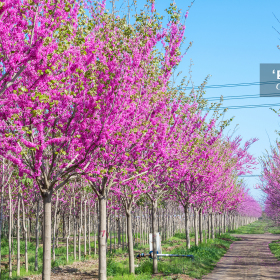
202,234,280,280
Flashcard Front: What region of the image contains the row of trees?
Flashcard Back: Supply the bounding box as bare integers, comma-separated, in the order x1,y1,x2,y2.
0,0,261,279
0,177,261,278
260,143,280,225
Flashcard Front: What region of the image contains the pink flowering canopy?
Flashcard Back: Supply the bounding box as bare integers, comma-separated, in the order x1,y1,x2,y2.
0,0,262,278
260,142,280,222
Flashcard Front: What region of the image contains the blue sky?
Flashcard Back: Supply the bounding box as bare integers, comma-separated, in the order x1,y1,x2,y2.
175,0,280,202
109,0,280,201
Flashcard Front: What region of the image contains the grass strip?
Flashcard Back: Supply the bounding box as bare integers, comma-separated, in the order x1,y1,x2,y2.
107,233,239,279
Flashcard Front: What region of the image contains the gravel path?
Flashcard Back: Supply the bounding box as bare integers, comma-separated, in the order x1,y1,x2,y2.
202,234,280,280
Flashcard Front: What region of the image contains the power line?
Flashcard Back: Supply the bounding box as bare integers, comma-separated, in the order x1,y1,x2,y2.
198,94,280,102
206,94,260,101
194,93,279,102
178,81,280,103
178,81,277,90
238,175,262,177
206,103,280,110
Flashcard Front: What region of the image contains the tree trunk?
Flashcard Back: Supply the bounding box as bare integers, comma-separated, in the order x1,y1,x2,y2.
94,225,97,255
21,197,28,272
78,201,82,261
152,200,158,274
56,213,60,248
139,206,142,245
28,217,31,242
0,186,4,276
109,214,112,253
194,208,198,246
106,212,108,254
12,213,14,256
224,213,226,233
66,215,70,263
199,209,203,244
35,199,40,271
125,217,127,249
204,214,207,244
117,218,121,247
52,191,59,261
17,194,21,276
73,196,76,260
94,202,97,255
88,205,91,256
211,213,215,239
184,206,190,249
126,211,135,274
84,200,87,256
66,198,72,263
220,213,224,235
25,218,28,272
219,213,221,235
41,216,44,244
114,210,117,251
98,196,107,280
42,191,53,280
121,217,124,251
63,213,65,239
8,184,12,278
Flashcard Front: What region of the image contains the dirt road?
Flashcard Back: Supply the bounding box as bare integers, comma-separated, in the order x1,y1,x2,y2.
203,234,280,280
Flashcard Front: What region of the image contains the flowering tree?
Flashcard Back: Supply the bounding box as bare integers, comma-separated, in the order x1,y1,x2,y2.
0,157,14,275
0,0,188,278
80,5,187,278
0,0,261,279
260,142,280,224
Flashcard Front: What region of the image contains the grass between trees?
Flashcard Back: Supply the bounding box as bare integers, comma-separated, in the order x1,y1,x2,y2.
229,219,280,234
0,231,240,280
106,233,240,279
2,219,280,280
269,240,280,262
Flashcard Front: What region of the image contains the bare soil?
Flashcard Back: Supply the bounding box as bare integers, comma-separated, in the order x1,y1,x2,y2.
26,258,99,279
202,233,280,280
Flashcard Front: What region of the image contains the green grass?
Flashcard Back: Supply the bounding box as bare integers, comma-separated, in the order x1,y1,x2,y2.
105,232,239,280
267,224,280,234
107,220,280,279
229,219,280,235
109,274,157,280
148,233,238,279
0,232,239,280
4,223,272,280
229,219,268,234
269,240,280,261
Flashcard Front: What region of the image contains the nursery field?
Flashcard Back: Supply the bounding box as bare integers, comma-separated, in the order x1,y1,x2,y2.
1,219,280,280
1,220,280,280
1,232,240,280
0,1,272,280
